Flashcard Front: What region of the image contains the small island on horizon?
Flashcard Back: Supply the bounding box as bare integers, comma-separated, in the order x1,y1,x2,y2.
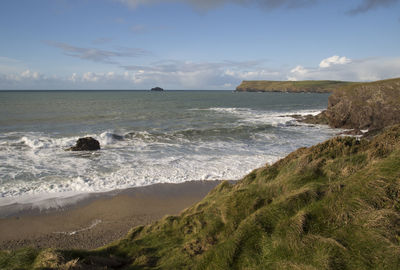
151,87,164,91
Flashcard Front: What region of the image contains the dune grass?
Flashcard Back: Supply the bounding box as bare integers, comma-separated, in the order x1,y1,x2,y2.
1,125,400,269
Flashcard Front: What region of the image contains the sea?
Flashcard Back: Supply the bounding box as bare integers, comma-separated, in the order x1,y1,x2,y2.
0,90,339,209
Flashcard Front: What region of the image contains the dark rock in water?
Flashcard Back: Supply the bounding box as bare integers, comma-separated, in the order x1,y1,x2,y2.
296,112,329,125
67,137,100,151
151,87,164,91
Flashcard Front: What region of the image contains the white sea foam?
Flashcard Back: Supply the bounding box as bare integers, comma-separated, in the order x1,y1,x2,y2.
203,107,322,126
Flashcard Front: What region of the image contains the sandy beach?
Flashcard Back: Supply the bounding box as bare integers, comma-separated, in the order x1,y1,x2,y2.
0,180,221,250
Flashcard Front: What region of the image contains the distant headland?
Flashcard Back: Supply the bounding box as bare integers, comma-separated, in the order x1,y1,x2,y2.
235,80,354,93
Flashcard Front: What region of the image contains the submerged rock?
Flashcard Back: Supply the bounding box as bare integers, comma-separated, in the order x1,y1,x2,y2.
67,137,100,151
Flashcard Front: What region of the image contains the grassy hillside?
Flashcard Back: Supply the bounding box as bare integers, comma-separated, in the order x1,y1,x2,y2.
2,125,400,269
235,80,353,93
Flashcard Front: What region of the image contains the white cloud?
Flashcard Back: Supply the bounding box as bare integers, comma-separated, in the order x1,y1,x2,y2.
319,55,351,68
287,65,309,81
290,65,308,74
224,69,281,80
106,71,115,79
71,71,124,84
121,60,269,89
69,73,78,82
288,56,400,81
82,72,100,82
21,70,40,80
0,70,136,90
0,60,270,90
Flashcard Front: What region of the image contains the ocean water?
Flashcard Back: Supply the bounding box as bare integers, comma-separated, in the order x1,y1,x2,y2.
0,90,338,207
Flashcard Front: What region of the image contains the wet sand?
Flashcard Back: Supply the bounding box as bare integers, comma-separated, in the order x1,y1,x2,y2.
0,181,221,250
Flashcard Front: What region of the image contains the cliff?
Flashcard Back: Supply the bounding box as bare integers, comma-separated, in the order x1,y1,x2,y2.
236,80,353,93
304,78,400,131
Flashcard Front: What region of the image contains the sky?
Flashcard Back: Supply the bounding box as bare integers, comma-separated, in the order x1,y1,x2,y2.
0,0,399,90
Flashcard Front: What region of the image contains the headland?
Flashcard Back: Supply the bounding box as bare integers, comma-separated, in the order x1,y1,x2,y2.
236,80,353,93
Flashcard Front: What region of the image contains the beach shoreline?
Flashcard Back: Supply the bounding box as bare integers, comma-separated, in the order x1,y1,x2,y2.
0,180,222,250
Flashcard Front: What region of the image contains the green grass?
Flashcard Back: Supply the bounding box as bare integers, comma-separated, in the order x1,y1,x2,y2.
0,248,39,269
2,125,400,269
235,80,354,93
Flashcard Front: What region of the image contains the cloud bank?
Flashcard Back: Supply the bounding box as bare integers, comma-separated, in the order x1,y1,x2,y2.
1,56,400,90
288,56,400,82
121,60,276,89
319,55,352,68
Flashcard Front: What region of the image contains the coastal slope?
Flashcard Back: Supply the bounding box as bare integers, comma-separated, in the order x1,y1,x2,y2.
235,80,353,93
2,125,400,269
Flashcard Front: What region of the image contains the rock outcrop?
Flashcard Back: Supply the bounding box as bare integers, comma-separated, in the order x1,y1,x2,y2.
305,78,400,131
67,137,101,151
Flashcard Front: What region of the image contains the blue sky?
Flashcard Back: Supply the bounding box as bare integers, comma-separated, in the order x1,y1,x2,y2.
0,0,399,89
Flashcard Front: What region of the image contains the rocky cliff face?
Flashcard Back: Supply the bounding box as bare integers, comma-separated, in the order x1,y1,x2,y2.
321,78,400,131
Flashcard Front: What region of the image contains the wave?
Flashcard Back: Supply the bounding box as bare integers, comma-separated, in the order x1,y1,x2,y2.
99,132,124,145
19,135,76,150
0,107,334,208
194,107,322,126
12,108,323,150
